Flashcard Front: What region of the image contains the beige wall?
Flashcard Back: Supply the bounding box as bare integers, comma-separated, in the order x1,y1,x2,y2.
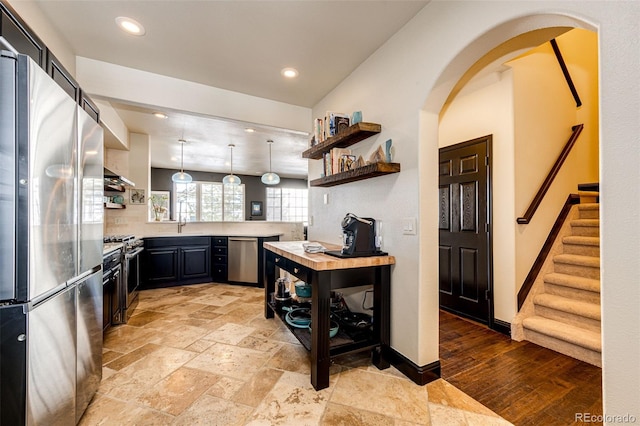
511,29,599,291
438,29,598,325
438,70,516,323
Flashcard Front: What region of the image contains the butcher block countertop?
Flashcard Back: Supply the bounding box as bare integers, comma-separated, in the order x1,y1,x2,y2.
263,241,395,271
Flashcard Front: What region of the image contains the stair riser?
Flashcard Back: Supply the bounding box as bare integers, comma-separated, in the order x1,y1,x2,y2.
544,283,601,304
578,209,599,220
534,305,601,333
554,262,600,279
522,329,602,367
570,225,600,237
563,243,600,257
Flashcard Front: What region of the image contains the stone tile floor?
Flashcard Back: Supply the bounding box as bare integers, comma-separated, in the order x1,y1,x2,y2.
80,283,513,425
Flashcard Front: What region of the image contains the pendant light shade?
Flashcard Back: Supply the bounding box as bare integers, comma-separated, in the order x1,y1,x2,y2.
223,143,241,185
172,139,193,183
261,139,280,185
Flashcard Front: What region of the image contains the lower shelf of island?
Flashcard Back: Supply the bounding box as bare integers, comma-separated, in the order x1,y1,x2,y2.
310,162,400,187
267,302,379,358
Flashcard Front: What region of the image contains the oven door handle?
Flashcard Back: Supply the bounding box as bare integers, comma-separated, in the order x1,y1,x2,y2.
125,247,144,258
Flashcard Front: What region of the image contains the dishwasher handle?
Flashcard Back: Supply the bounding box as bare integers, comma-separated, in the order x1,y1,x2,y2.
229,237,258,242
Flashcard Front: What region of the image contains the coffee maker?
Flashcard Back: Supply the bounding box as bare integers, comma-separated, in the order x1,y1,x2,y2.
326,213,385,258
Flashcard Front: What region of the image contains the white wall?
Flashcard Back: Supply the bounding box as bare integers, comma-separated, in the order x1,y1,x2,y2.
310,1,639,418
439,70,516,323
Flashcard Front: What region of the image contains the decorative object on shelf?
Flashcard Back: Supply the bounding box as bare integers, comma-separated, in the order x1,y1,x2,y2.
171,139,193,183
368,145,385,164
149,192,169,221
351,111,362,124
222,143,241,186
112,194,124,204
129,189,145,204
251,201,263,216
385,139,393,163
261,139,280,185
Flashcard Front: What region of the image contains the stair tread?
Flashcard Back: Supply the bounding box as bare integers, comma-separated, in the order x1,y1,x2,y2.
533,293,601,320
523,316,601,352
544,272,600,293
570,219,600,227
554,253,600,268
563,235,600,246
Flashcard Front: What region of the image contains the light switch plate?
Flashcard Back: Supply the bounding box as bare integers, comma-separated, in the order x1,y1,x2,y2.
402,217,417,235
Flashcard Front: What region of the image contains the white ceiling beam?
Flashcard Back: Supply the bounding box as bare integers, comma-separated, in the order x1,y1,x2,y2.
75,56,311,134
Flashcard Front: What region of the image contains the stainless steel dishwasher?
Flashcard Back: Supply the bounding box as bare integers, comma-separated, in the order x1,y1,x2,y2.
228,237,258,283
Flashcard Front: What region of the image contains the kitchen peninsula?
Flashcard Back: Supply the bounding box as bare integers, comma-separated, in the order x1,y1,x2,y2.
263,241,395,390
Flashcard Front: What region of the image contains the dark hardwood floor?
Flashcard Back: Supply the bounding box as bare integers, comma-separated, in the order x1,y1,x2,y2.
439,310,603,425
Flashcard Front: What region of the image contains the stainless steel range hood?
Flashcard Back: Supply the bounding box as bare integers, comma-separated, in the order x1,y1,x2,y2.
104,167,135,187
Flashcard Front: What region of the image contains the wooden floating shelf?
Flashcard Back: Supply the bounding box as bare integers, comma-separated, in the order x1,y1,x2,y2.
310,162,400,187
302,122,382,160
104,202,126,209
104,184,125,192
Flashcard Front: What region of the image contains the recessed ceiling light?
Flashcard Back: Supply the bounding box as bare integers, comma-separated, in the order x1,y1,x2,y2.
281,67,299,79
245,128,255,133
153,112,168,119
115,16,146,36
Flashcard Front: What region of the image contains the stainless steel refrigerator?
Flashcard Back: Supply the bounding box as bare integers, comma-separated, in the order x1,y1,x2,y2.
0,51,104,425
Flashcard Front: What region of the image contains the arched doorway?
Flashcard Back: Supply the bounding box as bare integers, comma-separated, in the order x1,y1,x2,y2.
420,14,601,422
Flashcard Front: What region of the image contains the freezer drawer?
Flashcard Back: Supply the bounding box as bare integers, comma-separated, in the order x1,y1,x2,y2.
228,237,258,284
76,270,102,423
27,285,77,425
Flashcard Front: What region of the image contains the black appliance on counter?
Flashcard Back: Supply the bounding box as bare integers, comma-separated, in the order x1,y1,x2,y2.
0,52,104,424
325,213,387,258
104,235,143,323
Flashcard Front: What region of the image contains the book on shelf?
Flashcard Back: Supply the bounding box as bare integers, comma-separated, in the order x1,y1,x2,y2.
313,118,324,144
324,111,349,139
330,147,352,175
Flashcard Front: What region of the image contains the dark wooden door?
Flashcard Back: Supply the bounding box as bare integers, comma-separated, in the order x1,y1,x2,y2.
439,136,492,324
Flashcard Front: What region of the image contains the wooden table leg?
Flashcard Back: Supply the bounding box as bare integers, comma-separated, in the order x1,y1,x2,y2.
310,270,331,390
372,265,391,369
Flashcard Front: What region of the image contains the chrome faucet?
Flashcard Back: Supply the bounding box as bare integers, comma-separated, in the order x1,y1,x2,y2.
177,200,186,233
178,216,186,233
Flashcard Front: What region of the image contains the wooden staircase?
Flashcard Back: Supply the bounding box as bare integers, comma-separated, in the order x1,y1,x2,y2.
513,194,602,367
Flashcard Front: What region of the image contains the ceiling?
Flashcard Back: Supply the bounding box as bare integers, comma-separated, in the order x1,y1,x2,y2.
29,0,429,179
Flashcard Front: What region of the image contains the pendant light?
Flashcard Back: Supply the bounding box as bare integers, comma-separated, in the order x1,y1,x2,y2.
261,139,280,185
171,139,193,183
222,143,241,185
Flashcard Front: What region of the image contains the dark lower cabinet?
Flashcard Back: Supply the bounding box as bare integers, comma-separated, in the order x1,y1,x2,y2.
143,237,211,287
212,237,228,283
145,247,179,283
181,245,211,280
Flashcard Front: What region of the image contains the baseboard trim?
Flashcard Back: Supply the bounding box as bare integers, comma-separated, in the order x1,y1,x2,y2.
388,348,441,386
491,319,511,336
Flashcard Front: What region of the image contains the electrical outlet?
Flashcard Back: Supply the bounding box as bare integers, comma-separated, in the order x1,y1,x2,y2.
323,193,329,204
309,215,314,226
115,217,125,225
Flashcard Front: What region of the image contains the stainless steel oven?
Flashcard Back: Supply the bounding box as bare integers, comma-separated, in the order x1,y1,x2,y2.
104,235,143,323
123,239,143,322
102,246,122,328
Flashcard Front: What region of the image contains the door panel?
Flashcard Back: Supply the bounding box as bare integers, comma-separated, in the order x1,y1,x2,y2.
439,136,491,324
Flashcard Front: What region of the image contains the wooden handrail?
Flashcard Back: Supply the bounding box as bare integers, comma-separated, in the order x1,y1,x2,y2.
517,124,584,224
517,194,581,310
551,39,582,107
